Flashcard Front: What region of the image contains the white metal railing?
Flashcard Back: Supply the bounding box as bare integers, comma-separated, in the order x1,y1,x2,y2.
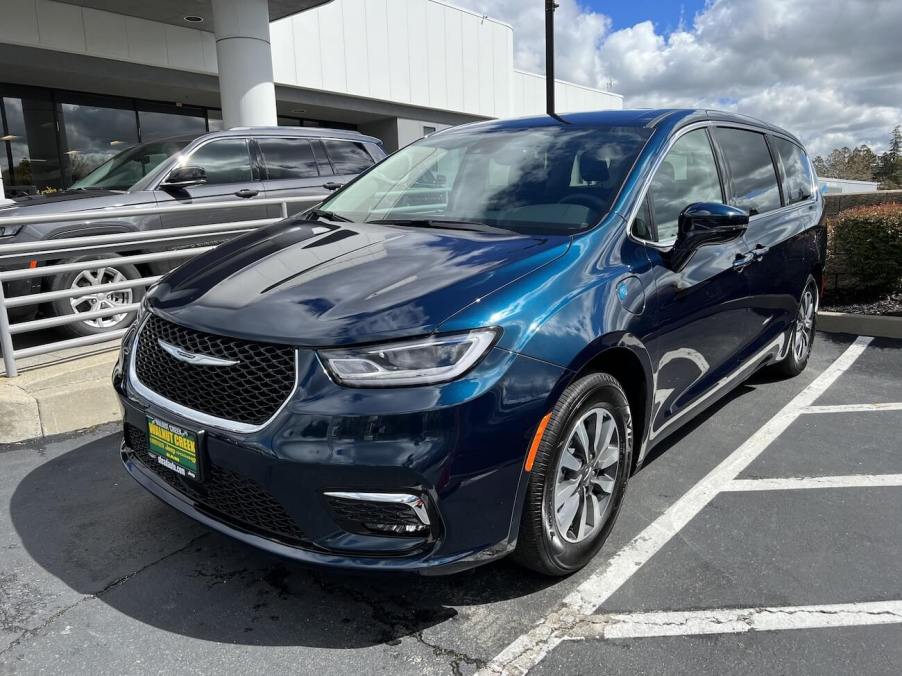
0,195,325,377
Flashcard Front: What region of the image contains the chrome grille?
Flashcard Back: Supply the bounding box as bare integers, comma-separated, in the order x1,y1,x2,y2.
134,314,296,426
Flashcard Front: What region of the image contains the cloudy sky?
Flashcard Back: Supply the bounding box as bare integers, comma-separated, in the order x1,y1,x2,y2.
455,0,902,158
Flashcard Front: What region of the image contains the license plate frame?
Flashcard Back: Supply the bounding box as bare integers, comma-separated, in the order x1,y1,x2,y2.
146,415,203,482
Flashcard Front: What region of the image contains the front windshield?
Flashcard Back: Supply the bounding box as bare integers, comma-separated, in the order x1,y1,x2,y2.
70,139,190,191
320,125,651,234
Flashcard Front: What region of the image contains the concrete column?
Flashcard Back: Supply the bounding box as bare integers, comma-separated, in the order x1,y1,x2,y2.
211,0,278,129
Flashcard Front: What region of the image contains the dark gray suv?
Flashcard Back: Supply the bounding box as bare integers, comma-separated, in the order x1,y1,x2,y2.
0,127,385,336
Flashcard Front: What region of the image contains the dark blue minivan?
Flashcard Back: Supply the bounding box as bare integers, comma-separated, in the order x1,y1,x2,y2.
114,109,824,576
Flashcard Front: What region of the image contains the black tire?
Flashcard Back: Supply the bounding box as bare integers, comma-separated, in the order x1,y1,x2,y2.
513,372,634,576
771,276,818,378
48,255,145,339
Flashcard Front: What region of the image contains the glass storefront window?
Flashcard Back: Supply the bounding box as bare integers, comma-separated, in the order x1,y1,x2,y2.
2,84,360,192
1,92,62,193
139,106,206,142
59,98,139,184
207,110,224,132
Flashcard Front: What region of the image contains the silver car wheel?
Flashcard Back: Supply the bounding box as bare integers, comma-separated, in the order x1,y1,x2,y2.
793,286,816,362
69,267,133,328
552,406,620,544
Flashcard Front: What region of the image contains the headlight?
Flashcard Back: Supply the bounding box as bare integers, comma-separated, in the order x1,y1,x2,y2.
319,328,498,387
0,224,22,238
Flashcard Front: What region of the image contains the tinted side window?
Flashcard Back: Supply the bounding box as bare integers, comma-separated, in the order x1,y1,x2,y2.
772,137,814,205
258,138,319,179
714,128,781,215
323,140,375,175
186,139,253,185
644,129,723,242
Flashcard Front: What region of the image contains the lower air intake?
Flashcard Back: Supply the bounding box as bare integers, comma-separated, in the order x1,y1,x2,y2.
325,492,431,537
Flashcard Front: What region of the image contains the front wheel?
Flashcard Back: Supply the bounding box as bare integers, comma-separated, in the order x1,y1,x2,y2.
513,373,633,576
772,277,818,378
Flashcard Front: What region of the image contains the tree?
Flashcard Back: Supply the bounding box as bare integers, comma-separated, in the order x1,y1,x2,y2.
847,145,879,180
876,125,902,189
813,145,877,181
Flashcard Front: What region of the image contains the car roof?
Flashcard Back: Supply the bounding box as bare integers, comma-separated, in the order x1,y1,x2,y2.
441,109,805,148
145,126,382,146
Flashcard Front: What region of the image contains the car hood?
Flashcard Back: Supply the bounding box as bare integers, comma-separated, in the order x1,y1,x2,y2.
1,190,148,216
149,218,571,346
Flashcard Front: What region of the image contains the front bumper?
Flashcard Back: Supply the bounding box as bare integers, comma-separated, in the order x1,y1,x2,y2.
115,344,566,574
1,278,42,322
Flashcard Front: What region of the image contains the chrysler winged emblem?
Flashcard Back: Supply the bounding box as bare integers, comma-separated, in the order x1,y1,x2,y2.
158,339,240,367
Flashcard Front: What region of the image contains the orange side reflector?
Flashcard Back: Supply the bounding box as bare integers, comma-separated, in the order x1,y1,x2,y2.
524,412,553,472
28,259,38,269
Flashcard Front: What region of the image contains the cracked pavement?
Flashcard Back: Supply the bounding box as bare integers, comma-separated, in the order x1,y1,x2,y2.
2,333,901,675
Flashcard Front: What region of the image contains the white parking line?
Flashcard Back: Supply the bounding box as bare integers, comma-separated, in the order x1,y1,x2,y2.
563,600,902,641
802,402,902,414
481,336,874,675
725,474,902,491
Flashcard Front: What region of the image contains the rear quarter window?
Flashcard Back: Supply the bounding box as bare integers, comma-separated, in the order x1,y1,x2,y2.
714,127,782,215
772,137,815,205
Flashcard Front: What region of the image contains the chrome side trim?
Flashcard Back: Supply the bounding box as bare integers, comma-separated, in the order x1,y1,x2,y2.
323,491,432,526
128,318,300,434
648,331,788,443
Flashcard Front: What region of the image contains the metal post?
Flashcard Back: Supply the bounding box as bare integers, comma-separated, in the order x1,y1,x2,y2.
281,201,289,219
0,281,18,377
545,1,558,117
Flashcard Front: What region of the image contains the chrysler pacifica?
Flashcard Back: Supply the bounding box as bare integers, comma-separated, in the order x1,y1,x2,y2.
114,109,824,576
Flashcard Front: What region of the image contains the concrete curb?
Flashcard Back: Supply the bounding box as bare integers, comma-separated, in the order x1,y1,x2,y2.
817,311,902,340
0,352,120,444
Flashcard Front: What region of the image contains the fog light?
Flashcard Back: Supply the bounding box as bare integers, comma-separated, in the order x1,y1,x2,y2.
324,491,432,537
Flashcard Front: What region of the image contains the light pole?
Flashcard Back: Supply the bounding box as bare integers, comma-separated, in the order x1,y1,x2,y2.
546,1,558,117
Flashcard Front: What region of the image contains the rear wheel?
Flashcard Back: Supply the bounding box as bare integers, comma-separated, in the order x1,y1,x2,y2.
513,373,633,576
48,255,144,338
772,277,818,378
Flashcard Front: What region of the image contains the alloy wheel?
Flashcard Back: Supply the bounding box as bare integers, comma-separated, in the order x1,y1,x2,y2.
69,267,134,328
793,286,816,362
552,406,621,544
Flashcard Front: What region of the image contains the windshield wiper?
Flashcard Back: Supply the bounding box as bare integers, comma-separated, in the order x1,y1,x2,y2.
367,218,515,235
305,208,351,223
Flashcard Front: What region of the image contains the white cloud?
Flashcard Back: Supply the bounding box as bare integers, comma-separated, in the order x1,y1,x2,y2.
454,0,902,157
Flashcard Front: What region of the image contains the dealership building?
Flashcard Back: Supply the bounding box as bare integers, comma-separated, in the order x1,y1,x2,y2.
0,0,621,197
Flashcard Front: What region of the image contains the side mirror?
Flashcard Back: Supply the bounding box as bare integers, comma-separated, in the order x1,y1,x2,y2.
161,165,207,189
669,202,749,270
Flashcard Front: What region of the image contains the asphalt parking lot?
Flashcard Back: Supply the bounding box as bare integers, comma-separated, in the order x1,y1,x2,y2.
1,332,900,675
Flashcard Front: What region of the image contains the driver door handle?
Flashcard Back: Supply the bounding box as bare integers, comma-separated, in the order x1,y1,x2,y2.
235,188,259,198
733,251,756,269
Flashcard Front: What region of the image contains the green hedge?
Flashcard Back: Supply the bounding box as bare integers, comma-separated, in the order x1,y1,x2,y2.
828,204,902,295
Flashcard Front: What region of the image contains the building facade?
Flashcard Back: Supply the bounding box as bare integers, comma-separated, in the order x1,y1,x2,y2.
0,0,621,196
817,177,880,195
